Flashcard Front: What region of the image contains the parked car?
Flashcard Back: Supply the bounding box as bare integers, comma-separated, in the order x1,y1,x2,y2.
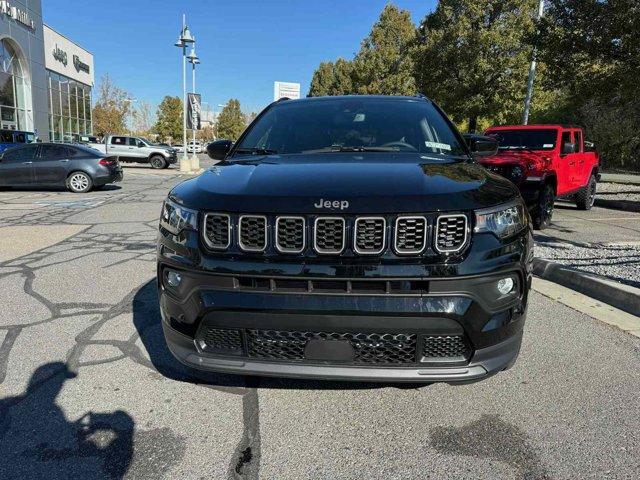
158,95,533,384
78,135,100,144
0,129,36,154
0,143,122,193
477,125,600,229
87,135,177,169
187,141,203,154
173,144,185,153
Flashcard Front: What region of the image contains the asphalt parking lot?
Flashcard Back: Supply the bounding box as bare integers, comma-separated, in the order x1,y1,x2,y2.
1,167,639,479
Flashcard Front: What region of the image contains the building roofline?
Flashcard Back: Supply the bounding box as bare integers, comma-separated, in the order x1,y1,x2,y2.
43,23,93,56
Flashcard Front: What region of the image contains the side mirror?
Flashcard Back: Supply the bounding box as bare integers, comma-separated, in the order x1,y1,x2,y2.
463,134,498,157
207,139,233,160
562,142,576,155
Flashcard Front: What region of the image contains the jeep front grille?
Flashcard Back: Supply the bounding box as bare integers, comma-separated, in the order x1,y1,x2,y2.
203,213,230,250
435,214,468,253
314,217,346,254
276,216,305,253
395,216,427,254
196,326,473,365
239,215,267,252
246,330,417,365
354,217,386,254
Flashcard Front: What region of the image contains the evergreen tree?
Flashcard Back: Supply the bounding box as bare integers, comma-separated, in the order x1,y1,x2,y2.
153,96,183,142
216,99,246,141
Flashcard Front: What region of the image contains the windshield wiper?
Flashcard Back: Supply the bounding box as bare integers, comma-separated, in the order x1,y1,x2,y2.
233,147,278,156
302,145,399,153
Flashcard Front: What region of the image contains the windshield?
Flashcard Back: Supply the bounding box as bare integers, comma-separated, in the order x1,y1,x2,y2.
490,129,557,151
235,98,467,158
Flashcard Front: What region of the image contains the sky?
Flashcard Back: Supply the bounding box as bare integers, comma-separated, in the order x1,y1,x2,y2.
43,0,438,116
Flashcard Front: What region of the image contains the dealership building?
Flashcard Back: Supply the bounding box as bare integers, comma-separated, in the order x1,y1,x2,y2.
0,0,94,142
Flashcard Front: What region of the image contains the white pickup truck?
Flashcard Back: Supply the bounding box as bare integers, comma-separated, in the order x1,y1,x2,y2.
88,135,178,169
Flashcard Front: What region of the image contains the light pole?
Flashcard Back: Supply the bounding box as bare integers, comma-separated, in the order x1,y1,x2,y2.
174,14,194,171
187,46,200,169
123,97,137,135
523,0,545,125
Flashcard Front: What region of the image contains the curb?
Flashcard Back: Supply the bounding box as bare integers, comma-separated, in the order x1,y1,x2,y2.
533,258,640,317
594,198,640,213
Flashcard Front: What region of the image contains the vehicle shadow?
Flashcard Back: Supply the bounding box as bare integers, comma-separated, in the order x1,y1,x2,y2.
132,280,427,391
0,362,134,479
0,184,122,193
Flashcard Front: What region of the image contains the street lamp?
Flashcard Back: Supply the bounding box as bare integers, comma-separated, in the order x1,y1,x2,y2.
187,46,200,169
175,14,195,172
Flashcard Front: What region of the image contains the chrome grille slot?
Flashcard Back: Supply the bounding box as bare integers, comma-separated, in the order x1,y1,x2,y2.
435,214,468,253
394,216,427,254
314,217,346,254
354,217,386,254
239,215,267,252
276,216,305,253
203,213,230,250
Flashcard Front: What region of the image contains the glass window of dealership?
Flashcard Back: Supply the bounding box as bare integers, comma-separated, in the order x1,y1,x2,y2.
0,3,94,142
47,69,92,142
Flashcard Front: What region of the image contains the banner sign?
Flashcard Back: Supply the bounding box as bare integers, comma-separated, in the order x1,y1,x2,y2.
187,93,202,130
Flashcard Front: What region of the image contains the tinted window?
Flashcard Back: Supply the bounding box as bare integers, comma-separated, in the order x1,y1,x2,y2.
128,137,139,146
2,145,38,162
0,131,13,143
561,131,571,147
15,133,25,143
237,98,466,157
111,136,126,145
40,144,69,160
490,129,557,151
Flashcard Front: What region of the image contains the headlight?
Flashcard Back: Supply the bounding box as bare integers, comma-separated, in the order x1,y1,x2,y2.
160,198,198,234
474,201,528,238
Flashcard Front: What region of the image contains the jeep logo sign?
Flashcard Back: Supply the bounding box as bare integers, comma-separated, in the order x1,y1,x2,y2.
314,198,349,210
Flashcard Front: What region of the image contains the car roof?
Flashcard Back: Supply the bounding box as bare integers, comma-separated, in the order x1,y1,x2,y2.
275,94,432,105
486,124,583,131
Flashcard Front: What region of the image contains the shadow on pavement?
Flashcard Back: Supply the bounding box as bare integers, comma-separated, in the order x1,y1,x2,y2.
0,362,134,479
132,280,429,391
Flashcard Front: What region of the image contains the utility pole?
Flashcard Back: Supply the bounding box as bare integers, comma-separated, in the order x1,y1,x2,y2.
522,0,545,125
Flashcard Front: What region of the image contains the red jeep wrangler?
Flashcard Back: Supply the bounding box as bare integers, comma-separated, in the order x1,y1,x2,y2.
478,125,600,229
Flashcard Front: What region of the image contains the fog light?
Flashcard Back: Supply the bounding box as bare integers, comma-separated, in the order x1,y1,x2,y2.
166,270,182,287
497,277,514,295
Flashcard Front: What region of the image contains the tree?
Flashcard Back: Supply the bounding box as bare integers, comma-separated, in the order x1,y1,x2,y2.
216,99,246,141
92,74,132,136
131,100,155,136
153,96,183,142
413,0,540,132
308,4,415,97
352,4,416,95
537,0,640,170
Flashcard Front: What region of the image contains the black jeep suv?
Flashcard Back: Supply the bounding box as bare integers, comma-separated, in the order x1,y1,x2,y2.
157,95,532,383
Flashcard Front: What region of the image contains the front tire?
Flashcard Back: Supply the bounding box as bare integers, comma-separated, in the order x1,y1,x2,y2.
150,155,167,169
67,171,93,193
575,174,597,210
533,182,555,230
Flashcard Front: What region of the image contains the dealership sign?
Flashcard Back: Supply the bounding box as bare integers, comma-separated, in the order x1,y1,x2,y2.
0,1,35,29
53,45,68,66
273,81,301,101
187,93,202,130
73,55,90,74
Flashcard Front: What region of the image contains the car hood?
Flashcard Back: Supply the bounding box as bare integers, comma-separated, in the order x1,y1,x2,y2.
478,150,552,170
171,153,519,213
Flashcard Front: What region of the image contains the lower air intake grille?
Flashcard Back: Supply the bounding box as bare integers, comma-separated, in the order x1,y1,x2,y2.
276,217,305,253
239,215,267,251
199,327,243,354
435,215,468,253
395,216,427,254
314,217,345,254
246,330,417,365
421,335,471,360
203,213,230,249
354,217,386,254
